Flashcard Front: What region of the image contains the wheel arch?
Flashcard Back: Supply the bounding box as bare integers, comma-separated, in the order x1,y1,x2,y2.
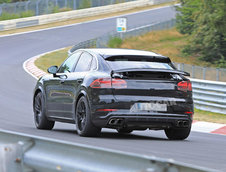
74,89,91,119
33,85,46,112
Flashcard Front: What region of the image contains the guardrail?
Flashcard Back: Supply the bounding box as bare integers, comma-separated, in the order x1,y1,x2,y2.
0,129,214,172
191,78,226,114
69,19,226,114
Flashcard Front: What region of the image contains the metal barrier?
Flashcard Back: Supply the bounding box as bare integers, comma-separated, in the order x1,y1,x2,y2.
69,19,226,114
191,78,226,114
0,0,138,16
0,129,214,172
175,63,226,82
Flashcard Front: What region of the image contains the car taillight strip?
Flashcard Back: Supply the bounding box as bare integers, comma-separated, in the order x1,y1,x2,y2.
90,78,127,89
97,109,118,112
177,81,192,92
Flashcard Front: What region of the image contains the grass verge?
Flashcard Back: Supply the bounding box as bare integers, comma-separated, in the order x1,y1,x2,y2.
35,47,70,72
118,28,214,67
194,109,226,124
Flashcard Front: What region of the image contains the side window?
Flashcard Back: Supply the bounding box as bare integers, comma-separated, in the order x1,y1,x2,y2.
74,52,93,72
90,57,97,70
58,52,81,73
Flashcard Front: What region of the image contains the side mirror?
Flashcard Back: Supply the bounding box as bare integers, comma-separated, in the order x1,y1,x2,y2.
47,66,58,76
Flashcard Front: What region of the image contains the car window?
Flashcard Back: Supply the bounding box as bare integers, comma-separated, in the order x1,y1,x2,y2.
74,52,93,72
90,57,97,70
105,56,174,70
58,51,82,73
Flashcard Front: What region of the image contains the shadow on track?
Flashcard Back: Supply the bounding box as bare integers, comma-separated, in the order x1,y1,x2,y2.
53,128,168,141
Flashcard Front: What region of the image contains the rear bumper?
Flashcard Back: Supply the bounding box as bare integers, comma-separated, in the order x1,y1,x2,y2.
92,111,192,130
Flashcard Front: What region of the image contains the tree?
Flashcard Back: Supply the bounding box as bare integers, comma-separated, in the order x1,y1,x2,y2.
176,0,226,67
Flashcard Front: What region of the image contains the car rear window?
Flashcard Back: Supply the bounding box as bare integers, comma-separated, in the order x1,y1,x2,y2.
105,55,174,70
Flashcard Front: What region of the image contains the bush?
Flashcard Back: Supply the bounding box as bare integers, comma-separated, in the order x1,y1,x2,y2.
0,10,34,20
78,0,91,9
108,37,123,48
0,12,20,20
20,10,34,18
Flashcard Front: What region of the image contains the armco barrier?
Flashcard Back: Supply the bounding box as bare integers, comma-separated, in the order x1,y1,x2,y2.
191,78,226,114
0,0,176,31
0,129,214,172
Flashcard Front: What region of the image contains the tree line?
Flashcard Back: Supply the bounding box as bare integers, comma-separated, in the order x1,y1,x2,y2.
176,0,226,67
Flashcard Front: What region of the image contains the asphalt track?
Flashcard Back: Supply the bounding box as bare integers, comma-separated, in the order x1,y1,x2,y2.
0,5,225,171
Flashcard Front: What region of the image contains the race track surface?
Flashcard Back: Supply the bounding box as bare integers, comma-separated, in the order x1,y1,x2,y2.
0,5,225,171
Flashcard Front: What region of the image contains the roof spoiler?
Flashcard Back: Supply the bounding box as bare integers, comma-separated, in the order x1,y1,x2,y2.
111,68,190,77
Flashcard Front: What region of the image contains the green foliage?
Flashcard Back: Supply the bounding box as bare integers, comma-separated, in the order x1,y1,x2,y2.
0,12,20,20
78,0,91,9
176,0,201,34
108,37,123,48
0,10,34,20
176,0,226,68
20,10,34,18
0,0,11,3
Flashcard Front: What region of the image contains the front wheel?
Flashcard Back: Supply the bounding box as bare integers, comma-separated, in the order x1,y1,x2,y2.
164,127,191,140
34,92,55,130
75,96,101,137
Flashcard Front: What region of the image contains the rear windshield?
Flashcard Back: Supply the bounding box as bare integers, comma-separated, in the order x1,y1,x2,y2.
105,55,174,70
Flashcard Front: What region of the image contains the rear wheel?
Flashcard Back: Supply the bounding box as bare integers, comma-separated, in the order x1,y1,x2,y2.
117,128,133,134
75,96,101,137
164,127,191,140
34,92,55,130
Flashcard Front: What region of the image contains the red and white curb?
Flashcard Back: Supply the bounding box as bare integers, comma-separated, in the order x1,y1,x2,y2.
23,48,65,80
23,54,47,80
23,51,226,136
192,121,226,135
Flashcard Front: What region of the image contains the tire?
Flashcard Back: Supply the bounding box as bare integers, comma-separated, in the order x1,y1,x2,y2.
75,96,101,137
117,128,133,134
164,127,191,140
33,92,55,130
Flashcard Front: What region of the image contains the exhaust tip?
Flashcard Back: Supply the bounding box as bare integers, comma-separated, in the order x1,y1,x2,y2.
108,118,124,126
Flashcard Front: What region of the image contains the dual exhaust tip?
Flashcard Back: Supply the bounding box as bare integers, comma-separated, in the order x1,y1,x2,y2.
108,118,124,126
176,120,189,127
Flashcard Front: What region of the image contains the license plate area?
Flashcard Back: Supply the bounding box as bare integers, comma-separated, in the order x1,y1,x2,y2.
130,103,167,112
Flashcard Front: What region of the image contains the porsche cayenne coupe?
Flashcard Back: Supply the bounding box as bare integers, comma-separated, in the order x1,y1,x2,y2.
33,48,193,140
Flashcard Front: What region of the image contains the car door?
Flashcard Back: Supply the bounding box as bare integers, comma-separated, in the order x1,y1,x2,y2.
44,51,82,120
62,51,96,118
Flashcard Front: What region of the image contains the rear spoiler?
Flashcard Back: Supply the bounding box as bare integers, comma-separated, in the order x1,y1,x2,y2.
111,68,190,77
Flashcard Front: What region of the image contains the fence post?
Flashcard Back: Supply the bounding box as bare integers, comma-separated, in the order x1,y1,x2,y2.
192,65,195,78
36,0,40,15
14,2,20,14
73,0,76,9
46,0,49,14
25,1,30,11
216,68,219,81
203,67,206,80
181,63,184,71
0,5,2,16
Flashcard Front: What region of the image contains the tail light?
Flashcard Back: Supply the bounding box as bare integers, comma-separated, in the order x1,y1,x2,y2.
177,80,192,92
90,78,127,89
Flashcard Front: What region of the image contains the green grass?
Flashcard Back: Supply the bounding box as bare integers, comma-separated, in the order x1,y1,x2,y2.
0,11,34,21
35,48,69,72
194,109,226,124
120,28,215,67
108,37,123,48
